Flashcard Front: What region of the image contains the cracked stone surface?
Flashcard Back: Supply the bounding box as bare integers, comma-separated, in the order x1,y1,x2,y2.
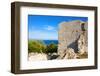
58,20,88,59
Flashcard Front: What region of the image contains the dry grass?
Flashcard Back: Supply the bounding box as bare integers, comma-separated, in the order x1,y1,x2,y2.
76,52,88,59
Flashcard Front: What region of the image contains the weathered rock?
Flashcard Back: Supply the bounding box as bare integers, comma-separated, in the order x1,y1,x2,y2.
28,53,47,61
78,31,88,55
63,48,77,59
58,20,88,59
47,53,59,60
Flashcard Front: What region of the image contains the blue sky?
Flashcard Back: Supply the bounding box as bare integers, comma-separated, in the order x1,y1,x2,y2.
28,15,88,40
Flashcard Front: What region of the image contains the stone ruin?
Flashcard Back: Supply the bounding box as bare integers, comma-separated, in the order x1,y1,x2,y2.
58,20,88,59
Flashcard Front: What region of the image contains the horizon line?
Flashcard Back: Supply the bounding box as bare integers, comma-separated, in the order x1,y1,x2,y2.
28,39,58,40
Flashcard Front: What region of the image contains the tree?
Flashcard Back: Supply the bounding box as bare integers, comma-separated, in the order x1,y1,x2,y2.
46,43,58,53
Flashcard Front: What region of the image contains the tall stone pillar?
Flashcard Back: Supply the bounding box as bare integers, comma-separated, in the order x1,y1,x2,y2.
58,20,88,59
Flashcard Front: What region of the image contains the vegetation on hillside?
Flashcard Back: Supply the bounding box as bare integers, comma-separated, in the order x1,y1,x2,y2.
28,40,58,53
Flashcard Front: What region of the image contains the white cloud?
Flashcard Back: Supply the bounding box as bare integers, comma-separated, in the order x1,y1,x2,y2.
44,26,55,31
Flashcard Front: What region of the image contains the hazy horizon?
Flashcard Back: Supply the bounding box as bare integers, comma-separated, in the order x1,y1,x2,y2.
29,38,58,40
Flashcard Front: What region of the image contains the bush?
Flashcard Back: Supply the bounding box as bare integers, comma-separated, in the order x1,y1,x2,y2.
28,40,46,53
46,43,58,53
28,40,58,53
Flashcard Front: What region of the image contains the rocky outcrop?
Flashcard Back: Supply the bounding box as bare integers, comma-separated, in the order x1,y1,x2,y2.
78,31,88,55
62,48,77,59
58,20,88,59
28,53,47,61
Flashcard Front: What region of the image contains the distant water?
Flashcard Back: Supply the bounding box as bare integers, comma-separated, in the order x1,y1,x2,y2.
43,40,58,45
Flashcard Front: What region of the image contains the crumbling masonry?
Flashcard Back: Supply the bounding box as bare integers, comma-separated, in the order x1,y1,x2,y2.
58,20,88,59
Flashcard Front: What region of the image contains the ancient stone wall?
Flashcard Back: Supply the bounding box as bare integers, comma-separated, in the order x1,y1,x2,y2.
58,20,88,59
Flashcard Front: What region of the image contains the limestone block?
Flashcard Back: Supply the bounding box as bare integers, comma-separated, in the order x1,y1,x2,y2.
63,48,77,59
78,32,88,55
58,20,88,59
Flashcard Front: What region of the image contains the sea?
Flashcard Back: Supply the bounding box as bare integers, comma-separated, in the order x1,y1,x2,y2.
43,40,58,45
29,39,58,45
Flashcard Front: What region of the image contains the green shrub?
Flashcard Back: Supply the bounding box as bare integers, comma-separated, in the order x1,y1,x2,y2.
28,40,46,53
46,43,58,53
28,40,58,53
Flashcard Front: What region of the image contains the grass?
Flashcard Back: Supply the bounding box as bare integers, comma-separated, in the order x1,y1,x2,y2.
76,52,88,59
